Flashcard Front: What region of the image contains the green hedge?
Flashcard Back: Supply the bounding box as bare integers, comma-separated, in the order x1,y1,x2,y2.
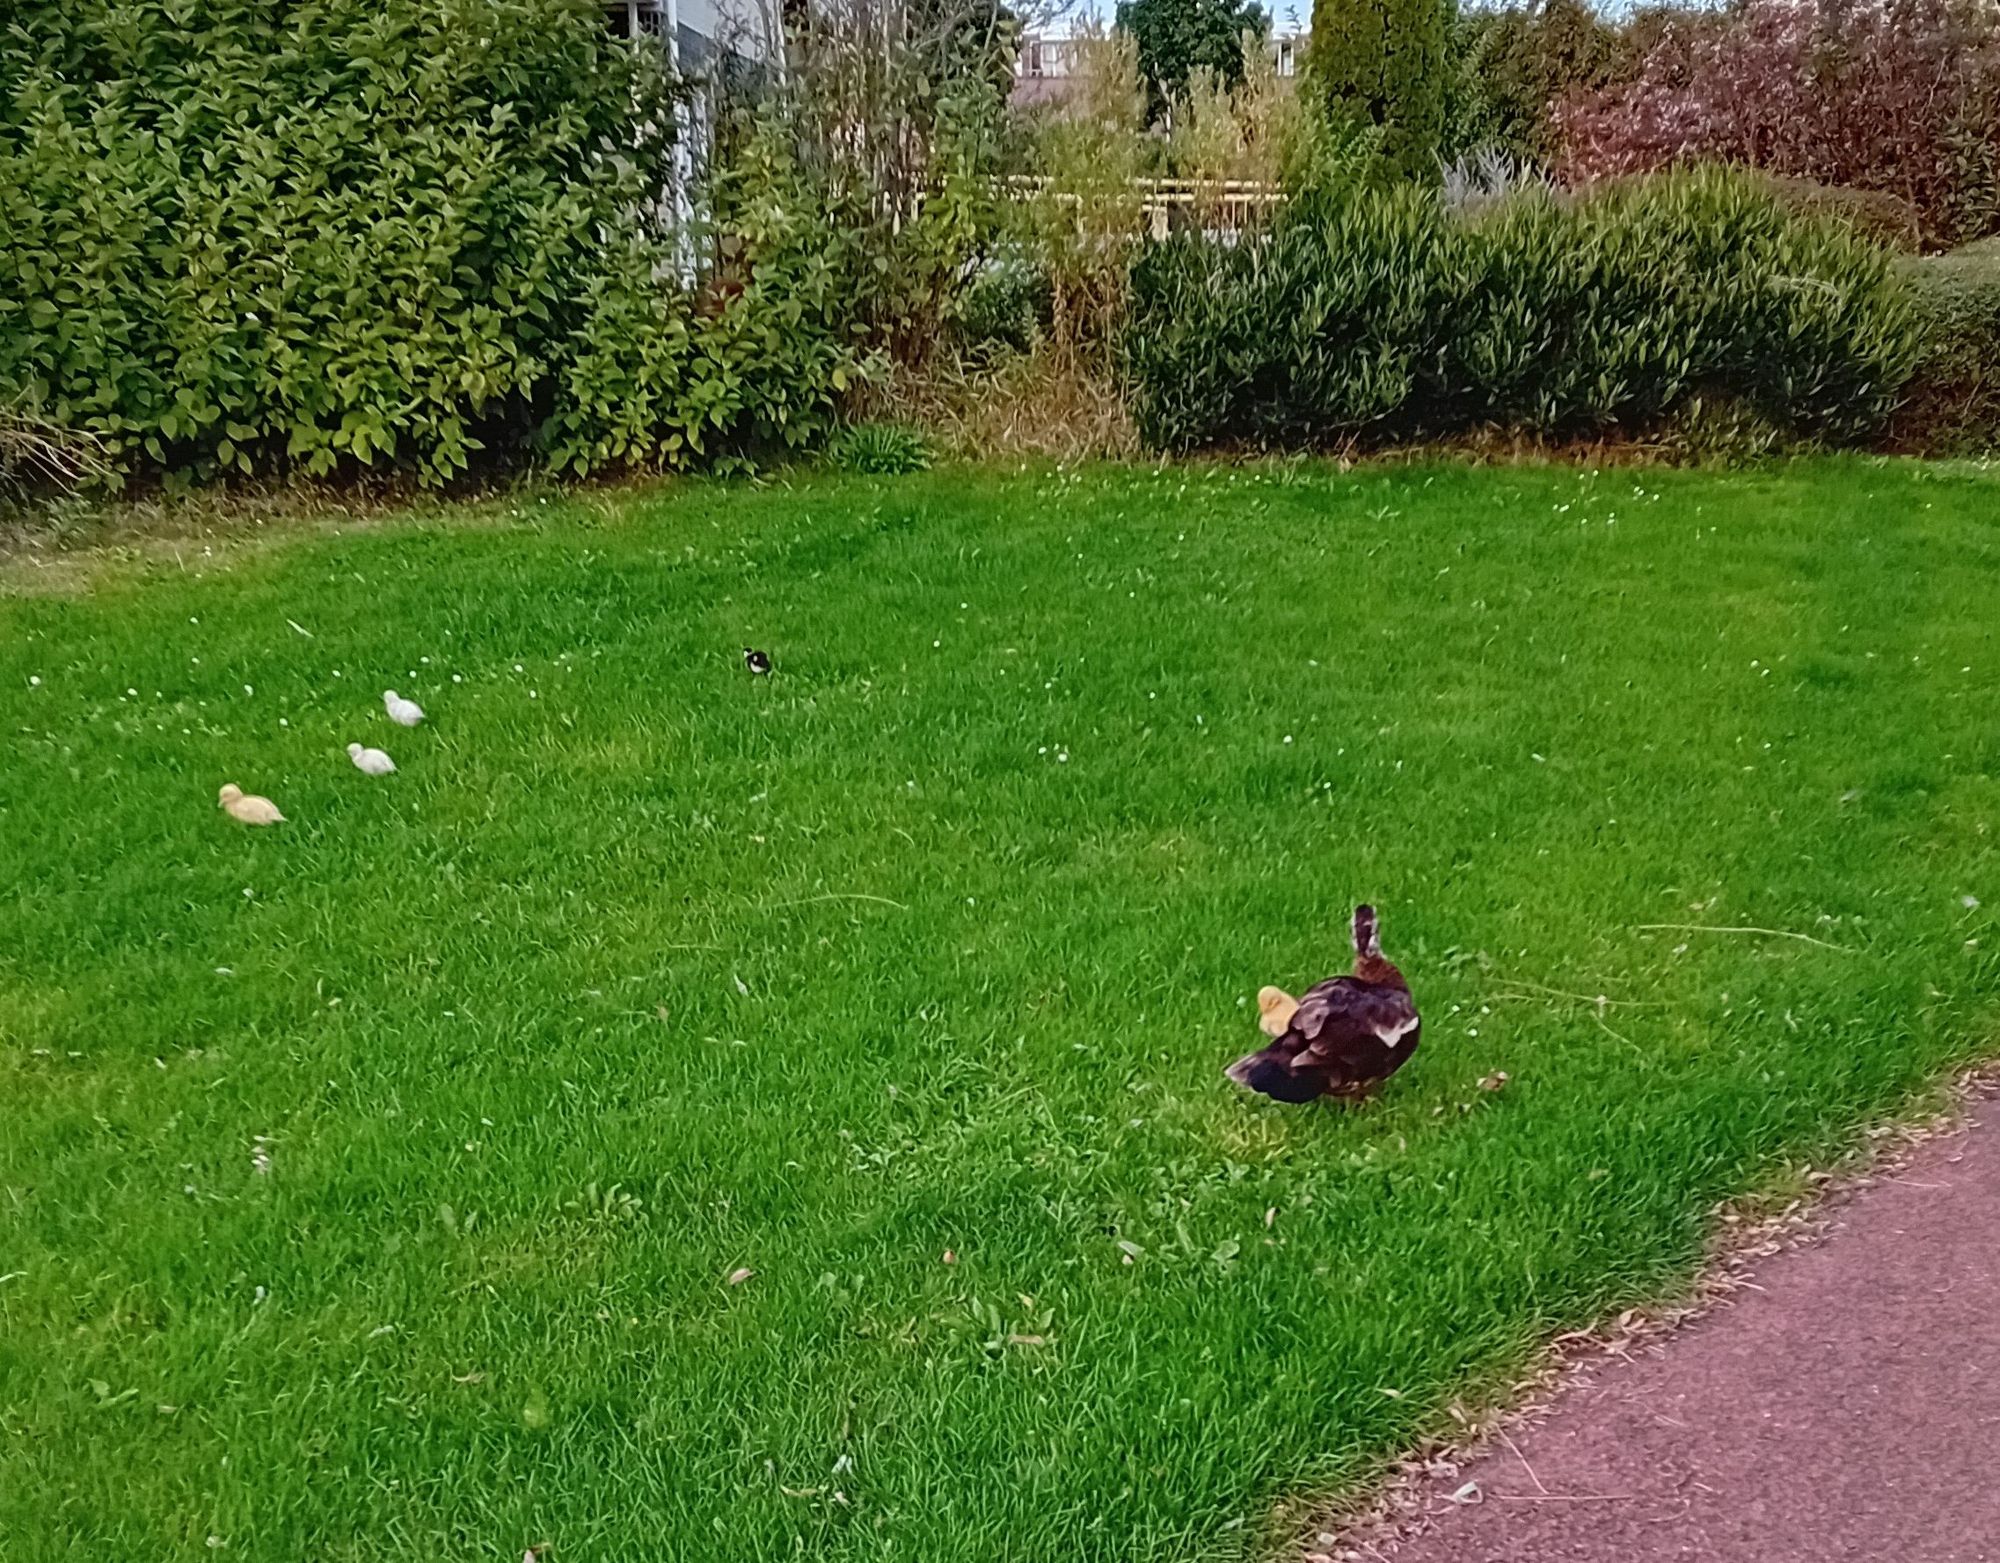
0,1,860,485
1893,239,2000,454
1125,168,1921,453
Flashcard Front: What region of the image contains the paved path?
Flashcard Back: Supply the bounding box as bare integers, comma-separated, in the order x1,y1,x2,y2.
1340,1092,2000,1563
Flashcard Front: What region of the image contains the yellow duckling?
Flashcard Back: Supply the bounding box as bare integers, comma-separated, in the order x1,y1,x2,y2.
218,783,285,826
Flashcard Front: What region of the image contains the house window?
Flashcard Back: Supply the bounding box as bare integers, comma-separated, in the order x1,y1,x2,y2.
605,2,665,40
1027,40,1043,77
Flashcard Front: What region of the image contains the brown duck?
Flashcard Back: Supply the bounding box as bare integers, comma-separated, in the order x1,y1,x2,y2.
1226,905,1420,1104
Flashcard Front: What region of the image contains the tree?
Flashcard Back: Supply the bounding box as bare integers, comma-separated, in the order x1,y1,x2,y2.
1451,0,1619,162
1117,0,1272,122
1309,0,1452,176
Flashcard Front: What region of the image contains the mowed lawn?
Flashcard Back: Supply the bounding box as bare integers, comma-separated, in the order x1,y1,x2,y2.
4,460,1998,1563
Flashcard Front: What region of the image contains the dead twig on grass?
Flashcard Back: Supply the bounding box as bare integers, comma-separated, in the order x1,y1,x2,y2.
1632,922,1854,953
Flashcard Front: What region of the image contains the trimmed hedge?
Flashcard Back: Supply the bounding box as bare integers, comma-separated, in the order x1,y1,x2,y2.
1893,238,2000,453
0,1,860,485
1125,168,1921,452
1760,177,1925,256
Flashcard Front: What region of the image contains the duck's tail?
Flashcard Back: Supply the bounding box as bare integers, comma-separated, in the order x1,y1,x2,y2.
1352,904,1380,959
1226,1047,1324,1104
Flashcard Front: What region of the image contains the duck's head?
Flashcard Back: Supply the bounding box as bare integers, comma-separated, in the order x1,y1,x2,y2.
218,784,243,807
347,743,364,758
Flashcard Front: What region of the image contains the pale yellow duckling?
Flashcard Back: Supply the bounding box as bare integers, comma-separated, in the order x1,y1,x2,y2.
1257,985,1300,1038
218,783,285,826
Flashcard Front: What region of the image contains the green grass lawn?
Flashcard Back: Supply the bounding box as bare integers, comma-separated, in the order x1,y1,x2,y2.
4,459,1997,1563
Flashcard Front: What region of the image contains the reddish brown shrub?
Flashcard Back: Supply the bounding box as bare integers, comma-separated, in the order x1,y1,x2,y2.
1554,0,2000,249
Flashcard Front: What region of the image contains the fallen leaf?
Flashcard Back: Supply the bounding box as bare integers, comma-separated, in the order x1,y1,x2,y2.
452,1371,487,1385
941,1250,957,1265
1449,1480,1483,1505
1478,1071,1510,1092
726,1267,755,1286
1377,1386,1404,1399
1006,1333,1047,1347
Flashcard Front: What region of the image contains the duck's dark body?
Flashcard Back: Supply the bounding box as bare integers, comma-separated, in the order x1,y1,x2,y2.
1226,905,1421,1103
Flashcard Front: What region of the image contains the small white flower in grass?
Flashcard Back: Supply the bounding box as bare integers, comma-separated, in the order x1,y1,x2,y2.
27,676,39,687
127,687,137,697
242,685,254,697
452,673,462,683
933,640,941,648
1965,895,1982,910
1056,751,1068,763
1283,735,1293,745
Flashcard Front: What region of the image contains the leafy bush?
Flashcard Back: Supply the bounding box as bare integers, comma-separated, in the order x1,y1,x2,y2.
956,259,1053,357
1124,167,1920,452
0,0,862,486
1555,0,2000,250
1309,0,1453,177
1892,238,2000,451
543,108,869,476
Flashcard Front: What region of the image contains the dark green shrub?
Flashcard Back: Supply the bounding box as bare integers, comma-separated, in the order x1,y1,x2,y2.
1125,168,1920,452
1893,238,2000,452
0,1,862,486
957,260,1054,358
1309,0,1452,178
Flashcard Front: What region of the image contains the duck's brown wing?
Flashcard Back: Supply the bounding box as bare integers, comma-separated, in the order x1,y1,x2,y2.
1281,976,1421,1095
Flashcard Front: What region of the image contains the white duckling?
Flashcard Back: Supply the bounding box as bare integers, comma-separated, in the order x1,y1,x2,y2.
383,690,425,727
218,783,285,826
347,742,396,776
